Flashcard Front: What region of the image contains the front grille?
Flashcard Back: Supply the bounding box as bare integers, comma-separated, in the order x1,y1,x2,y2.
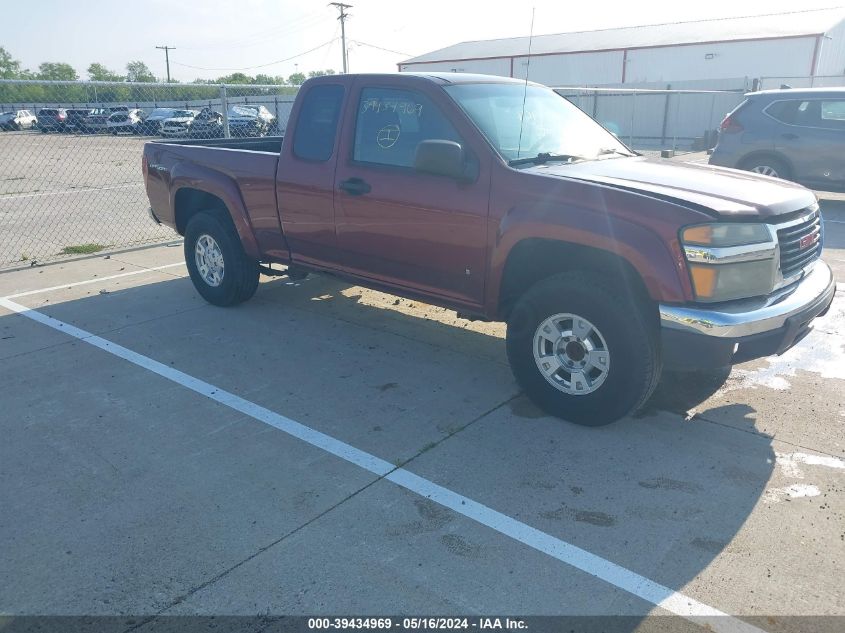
777,210,822,279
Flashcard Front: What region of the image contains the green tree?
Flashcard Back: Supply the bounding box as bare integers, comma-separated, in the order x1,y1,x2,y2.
0,46,22,79
307,69,336,78
216,72,254,84
254,73,285,85
287,72,306,86
37,62,79,81
126,60,156,82
87,63,124,82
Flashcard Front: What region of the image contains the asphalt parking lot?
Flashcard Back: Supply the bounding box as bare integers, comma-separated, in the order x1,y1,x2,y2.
0,130,173,267
0,200,843,631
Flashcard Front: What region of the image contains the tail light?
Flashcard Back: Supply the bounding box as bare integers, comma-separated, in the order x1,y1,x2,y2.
141,154,148,178
719,114,743,134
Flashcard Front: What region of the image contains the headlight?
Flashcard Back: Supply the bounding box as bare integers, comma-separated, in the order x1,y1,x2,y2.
681,223,777,302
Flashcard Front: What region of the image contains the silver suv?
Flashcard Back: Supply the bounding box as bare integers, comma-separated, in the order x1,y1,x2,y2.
709,87,845,189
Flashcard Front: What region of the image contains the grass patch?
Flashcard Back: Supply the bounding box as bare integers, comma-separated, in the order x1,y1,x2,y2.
60,243,107,255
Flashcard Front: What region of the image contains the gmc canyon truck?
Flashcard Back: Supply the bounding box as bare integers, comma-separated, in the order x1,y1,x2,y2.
143,73,836,425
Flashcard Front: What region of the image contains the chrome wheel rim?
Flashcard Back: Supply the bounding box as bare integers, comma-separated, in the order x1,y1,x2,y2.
751,165,779,178
533,313,610,396
194,234,225,287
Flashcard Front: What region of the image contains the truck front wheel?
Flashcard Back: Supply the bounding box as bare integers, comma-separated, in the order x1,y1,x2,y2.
506,272,661,426
184,212,260,306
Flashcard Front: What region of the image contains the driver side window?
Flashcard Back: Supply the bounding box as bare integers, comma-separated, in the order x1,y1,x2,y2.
352,87,461,168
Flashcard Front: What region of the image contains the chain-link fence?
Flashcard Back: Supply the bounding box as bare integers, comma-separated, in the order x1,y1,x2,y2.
0,79,298,269
0,77,820,270
758,74,845,90
555,86,747,156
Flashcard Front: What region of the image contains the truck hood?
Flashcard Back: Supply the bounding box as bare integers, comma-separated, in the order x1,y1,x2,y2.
528,156,816,218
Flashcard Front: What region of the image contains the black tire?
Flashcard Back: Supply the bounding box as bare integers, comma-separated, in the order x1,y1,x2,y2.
506,272,661,426
741,155,791,180
184,212,260,307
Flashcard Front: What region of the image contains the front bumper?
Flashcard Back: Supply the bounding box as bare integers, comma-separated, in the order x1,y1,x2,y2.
659,261,836,369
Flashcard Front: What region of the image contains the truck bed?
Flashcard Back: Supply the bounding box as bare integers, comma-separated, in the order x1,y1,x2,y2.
143,135,285,256
152,136,284,154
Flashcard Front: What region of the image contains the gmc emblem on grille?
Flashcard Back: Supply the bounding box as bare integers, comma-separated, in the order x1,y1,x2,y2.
798,233,817,250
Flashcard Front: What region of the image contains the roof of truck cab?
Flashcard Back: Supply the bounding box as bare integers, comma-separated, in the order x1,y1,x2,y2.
307,72,534,86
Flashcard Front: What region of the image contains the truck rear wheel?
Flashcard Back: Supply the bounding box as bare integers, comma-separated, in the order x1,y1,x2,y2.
184,212,260,306
506,272,661,426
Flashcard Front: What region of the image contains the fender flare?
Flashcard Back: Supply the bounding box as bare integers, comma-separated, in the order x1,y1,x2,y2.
488,206,690,316
169,162,260,259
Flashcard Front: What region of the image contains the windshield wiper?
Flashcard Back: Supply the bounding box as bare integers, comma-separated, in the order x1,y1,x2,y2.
507,152,587,166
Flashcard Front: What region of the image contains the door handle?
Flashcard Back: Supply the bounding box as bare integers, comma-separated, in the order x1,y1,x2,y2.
339,177,371,196
781,133,799,140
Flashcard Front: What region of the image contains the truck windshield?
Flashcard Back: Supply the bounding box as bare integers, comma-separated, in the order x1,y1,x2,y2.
443,83,633,164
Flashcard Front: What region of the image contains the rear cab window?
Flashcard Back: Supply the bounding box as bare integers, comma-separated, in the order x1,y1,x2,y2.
293,84,345,162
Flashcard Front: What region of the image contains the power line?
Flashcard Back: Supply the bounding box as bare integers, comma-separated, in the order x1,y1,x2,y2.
321,22,342,67
349,40,414,57
329,3,352,74
155,46,175,82
178,13,328,52
171,39,339,72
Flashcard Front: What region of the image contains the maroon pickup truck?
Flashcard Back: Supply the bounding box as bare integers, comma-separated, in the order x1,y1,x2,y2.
143,73,835,425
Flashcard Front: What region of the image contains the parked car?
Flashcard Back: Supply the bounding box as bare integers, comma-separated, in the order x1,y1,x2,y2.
0,109,37,130
107,109,146,134
161,110,199,137
37,108,68,132
188,108,224,138
65,108,93,132
82,106,130,133
709,87,845,188
143,73,834,426
227,104,275,137
140,108,178,135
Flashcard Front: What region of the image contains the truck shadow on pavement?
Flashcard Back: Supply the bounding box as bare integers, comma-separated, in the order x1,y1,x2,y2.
0,271,777,620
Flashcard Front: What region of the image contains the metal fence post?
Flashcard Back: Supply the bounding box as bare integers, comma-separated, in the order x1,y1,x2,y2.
660,84,671,147
220,84,230,139
673,91,681,152
707,93,716,148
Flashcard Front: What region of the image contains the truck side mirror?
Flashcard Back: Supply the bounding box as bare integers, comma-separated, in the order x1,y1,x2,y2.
414,140,466,179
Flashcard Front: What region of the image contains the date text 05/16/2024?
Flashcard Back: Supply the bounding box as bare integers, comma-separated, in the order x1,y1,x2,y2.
307,618,528,630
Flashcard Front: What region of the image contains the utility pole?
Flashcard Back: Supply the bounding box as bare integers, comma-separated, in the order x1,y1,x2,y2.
155,46,175,82
329,3,352,73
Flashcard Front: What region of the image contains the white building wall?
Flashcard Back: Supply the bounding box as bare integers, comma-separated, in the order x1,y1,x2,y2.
511,50,623,85
398,58,512,77
624,37,817,83
399,34,835,87
816,20,845,75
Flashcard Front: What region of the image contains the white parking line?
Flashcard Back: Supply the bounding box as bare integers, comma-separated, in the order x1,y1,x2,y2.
1,183,143,201
0,291,764,633
4,262,184,300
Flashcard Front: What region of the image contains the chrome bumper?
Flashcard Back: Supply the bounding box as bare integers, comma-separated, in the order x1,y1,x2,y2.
659,260,835,338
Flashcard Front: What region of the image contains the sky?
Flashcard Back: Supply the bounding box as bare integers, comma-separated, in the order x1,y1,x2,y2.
2,0,843,82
